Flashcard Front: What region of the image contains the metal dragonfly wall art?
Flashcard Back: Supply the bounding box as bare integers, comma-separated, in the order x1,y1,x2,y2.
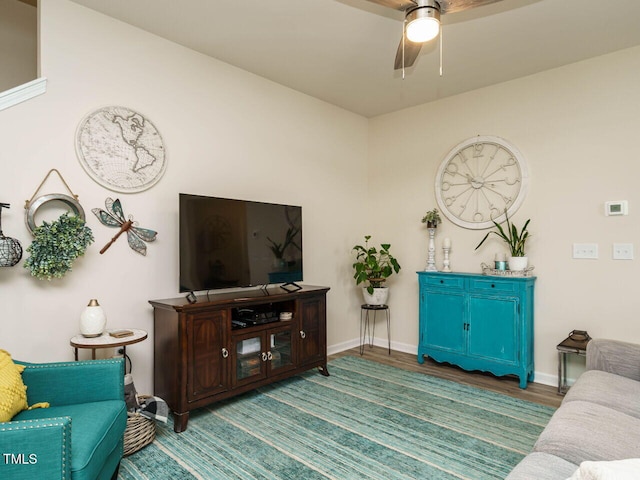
92,198,157,255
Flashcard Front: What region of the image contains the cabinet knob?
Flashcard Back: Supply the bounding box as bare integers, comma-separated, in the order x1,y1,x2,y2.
491,284,495,288
221,348,229,358
267,351,273,361
261,352,268,362
300,330,306,339
440,280,444,284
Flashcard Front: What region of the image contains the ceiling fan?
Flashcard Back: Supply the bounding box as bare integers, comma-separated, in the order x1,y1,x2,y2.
366,0,503,70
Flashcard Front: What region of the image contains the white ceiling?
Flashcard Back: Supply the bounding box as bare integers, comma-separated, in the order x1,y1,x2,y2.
68,0,640,118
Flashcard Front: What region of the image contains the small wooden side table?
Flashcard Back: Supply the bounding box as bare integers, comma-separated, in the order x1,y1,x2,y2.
557,332,591,395
70,329,148,362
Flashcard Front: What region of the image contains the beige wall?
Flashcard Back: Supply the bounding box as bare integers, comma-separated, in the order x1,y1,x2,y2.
0,0,368,394
0,0,37,92
368,45,640,384
3,0,639,393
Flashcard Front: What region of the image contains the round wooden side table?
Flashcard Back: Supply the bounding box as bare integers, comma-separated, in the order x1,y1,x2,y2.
70,329,148,362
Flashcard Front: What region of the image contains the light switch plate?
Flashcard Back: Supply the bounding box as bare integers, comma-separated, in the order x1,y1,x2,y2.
613,243,634,260
573,243,598,259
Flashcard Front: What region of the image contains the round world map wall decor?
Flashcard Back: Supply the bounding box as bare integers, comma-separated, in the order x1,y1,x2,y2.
76,106,166,193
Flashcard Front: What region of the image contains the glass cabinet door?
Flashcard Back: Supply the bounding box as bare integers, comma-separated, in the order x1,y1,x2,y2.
269,328,294,373
235,334,265,385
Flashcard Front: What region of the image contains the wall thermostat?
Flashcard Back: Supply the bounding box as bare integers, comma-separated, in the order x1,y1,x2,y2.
605,201,628,216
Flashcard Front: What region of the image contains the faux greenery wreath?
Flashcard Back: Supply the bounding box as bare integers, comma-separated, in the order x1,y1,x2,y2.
24,213,94,280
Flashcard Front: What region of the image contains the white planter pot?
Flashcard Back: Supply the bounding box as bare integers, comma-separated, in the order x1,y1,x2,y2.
362,287,389,306
508,256,529,271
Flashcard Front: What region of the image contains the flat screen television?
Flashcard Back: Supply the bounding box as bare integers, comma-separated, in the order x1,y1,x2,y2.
179,194,303,292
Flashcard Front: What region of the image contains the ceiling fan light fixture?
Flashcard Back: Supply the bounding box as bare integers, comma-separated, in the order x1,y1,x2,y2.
405,6,440,43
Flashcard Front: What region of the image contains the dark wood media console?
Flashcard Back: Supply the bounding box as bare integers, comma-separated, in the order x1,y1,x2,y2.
149,285,330,432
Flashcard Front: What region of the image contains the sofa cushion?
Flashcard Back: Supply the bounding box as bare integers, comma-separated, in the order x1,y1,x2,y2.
534,400,640,465
587,339,640,382
15,399,126,480
563,370,640,419
506,452,578,480
0,349,28,421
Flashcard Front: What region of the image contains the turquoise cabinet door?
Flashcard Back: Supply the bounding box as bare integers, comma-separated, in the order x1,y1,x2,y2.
468,295,518,364
422,290,466,354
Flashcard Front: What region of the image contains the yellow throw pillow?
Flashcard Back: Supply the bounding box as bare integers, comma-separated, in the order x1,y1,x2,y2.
0,349,29,422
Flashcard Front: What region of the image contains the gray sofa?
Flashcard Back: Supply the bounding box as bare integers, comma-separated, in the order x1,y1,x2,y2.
507,338,640,479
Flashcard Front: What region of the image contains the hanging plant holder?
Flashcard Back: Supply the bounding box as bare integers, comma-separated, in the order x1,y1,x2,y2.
24,169,86,236
24,212,94,280
23,169,93,280
0,203,23,267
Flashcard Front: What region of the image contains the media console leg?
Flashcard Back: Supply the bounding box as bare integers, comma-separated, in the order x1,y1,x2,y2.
173,412,190,433
318,365,330,377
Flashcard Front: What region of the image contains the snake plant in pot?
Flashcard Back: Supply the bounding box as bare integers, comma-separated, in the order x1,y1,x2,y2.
352,235,401,305
475,210,530,271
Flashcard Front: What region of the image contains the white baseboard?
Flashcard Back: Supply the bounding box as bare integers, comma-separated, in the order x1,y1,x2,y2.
328,337,563,388
532,372,556,387
327,337,417,356
327,339,360,356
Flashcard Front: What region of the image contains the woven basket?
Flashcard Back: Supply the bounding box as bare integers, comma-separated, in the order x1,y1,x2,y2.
123,411,156,456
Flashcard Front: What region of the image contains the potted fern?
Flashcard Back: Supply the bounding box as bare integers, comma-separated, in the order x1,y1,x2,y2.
475,210,530,271
352,235,401,305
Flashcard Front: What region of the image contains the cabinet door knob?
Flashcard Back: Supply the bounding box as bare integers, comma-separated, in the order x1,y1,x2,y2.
267,351,273,361
221,347,229,358
261,352,268,362
300,330,306,339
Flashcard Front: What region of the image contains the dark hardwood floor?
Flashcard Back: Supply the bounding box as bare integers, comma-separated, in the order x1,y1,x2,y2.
329,346,562,408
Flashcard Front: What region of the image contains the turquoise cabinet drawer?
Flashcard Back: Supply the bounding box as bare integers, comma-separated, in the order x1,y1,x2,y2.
422,275,464,289
469,278,517,293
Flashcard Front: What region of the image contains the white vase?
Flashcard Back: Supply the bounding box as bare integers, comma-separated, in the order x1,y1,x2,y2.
508,256,529,271
80,299,107,337
362,287,389,306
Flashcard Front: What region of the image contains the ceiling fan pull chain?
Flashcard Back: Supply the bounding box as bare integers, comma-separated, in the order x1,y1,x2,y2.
402,20,406,80
439,26,443,77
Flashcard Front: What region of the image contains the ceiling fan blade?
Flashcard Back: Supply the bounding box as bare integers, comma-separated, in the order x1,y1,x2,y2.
438,0,503,14
394,37,422,70
365,0,417,12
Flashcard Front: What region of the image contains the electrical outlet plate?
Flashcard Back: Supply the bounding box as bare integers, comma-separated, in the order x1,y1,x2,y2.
613,243,634,260
573,243,598,259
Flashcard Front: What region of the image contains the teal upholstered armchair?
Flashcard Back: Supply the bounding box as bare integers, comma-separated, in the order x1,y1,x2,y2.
0,358,127,480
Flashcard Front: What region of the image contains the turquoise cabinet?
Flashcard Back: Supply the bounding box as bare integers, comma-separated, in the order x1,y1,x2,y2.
417,272,536,388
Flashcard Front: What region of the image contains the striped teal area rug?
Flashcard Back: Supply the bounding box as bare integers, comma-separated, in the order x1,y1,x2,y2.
119,356,554,480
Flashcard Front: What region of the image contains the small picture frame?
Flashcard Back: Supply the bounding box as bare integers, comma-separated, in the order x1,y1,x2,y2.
186,292,197,304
